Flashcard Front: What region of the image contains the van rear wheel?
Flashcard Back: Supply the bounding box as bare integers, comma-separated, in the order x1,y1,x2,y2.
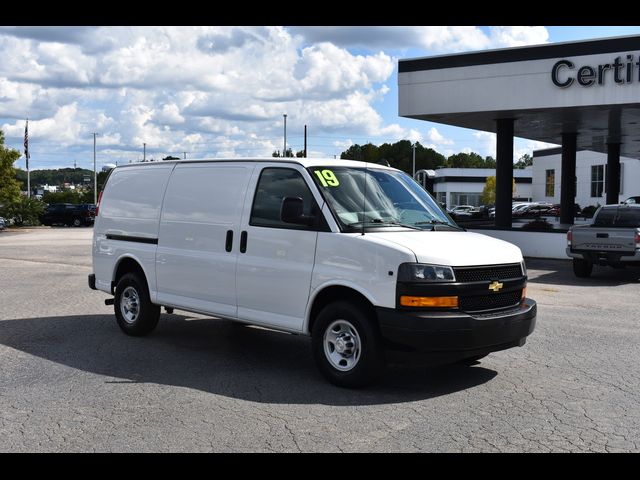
311,301,385,388
114,272,160,336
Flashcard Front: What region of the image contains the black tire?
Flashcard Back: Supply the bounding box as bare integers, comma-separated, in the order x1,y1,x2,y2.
311,300,386,388
114,272,160,336
456,354,488,366
72,217,82,227
573,258,593,278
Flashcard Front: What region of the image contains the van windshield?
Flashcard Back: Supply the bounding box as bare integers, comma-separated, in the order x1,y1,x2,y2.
307,166,460,232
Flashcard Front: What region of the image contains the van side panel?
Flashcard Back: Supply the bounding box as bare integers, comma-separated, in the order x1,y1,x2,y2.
93,164,173,295
155,163,254,318
235,164,319,332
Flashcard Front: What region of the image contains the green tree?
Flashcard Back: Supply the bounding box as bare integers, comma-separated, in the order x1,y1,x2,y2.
0,130,23,218
481,176,517,205
514,153,533,169
43,190,84,204
5,196,45,226
338,140,493,175
481,176,496,205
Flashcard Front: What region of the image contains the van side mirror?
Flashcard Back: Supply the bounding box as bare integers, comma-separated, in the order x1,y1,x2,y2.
281,197,314,226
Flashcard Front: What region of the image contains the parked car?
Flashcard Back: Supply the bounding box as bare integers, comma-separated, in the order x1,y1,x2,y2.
512,203,554,218
622,196,640,205
566,204,640,277
0,216,6,231
41,203,95,227
547,203,581,217
89,158,536,388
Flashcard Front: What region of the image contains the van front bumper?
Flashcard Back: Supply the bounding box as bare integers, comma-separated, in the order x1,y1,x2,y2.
376,298,536,354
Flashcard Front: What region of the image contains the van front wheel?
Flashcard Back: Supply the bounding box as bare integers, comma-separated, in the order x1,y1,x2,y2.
114,272,160,336
312,301,385,388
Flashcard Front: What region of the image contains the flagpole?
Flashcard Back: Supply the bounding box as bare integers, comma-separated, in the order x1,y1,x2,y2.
27,152,30,198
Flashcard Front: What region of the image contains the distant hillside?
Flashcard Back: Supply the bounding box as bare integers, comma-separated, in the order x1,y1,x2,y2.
16,168,94,190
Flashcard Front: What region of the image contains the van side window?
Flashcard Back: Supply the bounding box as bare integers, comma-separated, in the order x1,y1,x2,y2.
250,168,317,230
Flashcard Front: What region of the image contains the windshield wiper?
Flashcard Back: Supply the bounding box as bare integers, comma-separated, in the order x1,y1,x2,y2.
414,219,465,230
348,219,422,230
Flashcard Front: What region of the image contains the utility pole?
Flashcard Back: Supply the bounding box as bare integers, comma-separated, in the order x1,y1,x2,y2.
283,114,287,158
304,124,307,158
24,119,30,198
143,142,146,162
92,133,98,204
412,143,417,178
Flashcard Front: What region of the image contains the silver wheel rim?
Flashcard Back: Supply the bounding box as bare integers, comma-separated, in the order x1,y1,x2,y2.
120,286,140,324
323,319,361,372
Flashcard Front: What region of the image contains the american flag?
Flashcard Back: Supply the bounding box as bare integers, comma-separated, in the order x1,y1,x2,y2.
24,119,29,169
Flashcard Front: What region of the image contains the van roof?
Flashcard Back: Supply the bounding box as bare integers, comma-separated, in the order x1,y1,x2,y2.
113,157,397,171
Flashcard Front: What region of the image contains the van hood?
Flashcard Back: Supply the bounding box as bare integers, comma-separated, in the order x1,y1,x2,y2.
365,230,522,266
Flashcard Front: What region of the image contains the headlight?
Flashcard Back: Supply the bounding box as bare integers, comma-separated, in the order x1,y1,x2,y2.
521,259,527,276
398,263,456,282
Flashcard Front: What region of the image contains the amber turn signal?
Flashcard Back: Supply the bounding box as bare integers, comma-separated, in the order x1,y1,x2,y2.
400,295,459,308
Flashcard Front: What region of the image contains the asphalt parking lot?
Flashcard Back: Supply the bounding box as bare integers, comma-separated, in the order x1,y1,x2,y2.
1,227,639,452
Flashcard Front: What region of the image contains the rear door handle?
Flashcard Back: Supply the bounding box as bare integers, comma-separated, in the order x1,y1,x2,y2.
225,230,233,252
240,231,248,253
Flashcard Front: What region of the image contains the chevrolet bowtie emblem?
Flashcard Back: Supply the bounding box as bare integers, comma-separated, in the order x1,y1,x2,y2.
488,281,504,292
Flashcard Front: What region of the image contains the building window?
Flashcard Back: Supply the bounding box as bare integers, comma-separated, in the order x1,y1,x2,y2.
437,191,447,206
451,192,481,207
591,165,604,197
545,169,554,197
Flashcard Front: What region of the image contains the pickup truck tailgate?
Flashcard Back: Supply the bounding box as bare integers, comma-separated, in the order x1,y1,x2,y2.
572,226,637,252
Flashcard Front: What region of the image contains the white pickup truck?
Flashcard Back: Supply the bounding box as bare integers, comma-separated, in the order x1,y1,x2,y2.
566,205,640,277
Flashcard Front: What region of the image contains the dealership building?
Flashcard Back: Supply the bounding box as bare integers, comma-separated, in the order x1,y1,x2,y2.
399,35,640,232
429,147,640,210
532,147,640,208
431,167,532,207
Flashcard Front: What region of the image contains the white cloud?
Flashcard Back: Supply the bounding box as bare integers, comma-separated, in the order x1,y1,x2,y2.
289,26,549,53
0,25,553,168
406,129,422,143
333,139,354,149
425,127,453,146
153,103,185,125
472,131,497,158
488,26,549,47
514,139,559,161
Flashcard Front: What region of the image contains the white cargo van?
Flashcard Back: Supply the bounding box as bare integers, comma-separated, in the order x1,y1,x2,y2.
89,158,536,387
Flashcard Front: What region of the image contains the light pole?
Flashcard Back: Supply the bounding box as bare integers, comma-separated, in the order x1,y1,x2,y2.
283,114,287,157
412,143,417,178
92,133,99,204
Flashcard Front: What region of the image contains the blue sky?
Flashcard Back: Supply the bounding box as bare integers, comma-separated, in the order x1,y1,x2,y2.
1,26,639,171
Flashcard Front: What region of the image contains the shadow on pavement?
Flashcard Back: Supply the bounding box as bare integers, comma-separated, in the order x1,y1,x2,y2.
0,313,497,406
525,258,640,287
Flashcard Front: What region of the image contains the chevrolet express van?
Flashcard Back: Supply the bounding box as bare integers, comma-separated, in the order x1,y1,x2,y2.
89,158,536,387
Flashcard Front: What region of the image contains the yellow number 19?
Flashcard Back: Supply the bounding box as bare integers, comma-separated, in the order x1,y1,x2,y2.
314,169,340,187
